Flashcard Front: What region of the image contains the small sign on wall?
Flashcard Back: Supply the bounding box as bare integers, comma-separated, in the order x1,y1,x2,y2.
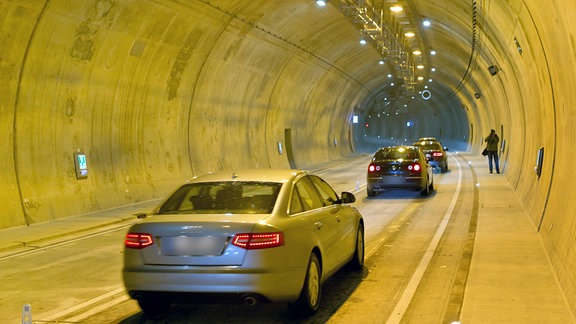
534,147,544,178
74,150,88,179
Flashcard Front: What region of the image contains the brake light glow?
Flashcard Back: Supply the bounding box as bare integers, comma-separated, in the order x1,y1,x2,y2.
125,233,154,249
408,163,421,172
432,152,443,157
368,164,381,172
232,232,284,249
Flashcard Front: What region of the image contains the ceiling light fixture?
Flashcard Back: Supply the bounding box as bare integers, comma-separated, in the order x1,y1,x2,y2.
421,89,431,100
339,2,422,98
488,65,499,76
316,0,327,6
422,19,431,27
360,39,367,45
413,50,422,55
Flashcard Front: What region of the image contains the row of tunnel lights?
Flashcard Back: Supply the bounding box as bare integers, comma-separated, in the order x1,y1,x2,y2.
316,0,436,84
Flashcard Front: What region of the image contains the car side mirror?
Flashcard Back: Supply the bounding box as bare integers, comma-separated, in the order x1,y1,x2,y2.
340,191,356,203
444,147,449,151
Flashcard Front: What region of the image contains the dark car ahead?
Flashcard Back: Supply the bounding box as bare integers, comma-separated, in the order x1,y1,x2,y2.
413,140,448,172
366,146,434,197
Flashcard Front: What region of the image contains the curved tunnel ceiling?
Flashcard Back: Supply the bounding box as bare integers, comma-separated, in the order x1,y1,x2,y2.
0,0,544,230
331,0,476,151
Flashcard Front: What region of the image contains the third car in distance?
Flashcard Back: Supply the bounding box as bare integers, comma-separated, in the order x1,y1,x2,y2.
413,139,448,172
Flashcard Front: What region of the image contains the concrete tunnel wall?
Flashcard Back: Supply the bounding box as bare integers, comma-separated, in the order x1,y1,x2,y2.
1,0,387,227
1,0,576,317
447,0,576,314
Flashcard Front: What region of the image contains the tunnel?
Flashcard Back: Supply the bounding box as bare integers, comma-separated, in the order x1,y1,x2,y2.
1,0,575,317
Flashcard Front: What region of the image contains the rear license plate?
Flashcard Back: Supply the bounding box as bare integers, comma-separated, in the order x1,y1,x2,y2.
161,236,226,256
381,176,405,185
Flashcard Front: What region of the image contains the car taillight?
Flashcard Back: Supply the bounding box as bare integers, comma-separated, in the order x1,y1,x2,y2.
125,233,154,249
408,163,421,172
368,164,381,172
232,232,284,249
432,152,443,157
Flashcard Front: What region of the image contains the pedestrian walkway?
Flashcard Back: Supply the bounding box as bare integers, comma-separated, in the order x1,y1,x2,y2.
458,152,574,323
0,152,573,323
0,200,160,254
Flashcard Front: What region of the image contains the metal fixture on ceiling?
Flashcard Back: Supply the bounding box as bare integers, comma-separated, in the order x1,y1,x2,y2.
334,0,429,97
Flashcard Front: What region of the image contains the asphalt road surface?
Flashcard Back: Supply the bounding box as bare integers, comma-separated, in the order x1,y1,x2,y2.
1,152,478,323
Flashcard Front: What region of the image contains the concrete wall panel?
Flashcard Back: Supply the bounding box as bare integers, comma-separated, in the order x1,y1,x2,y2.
0,1,43,227
527,0,576,313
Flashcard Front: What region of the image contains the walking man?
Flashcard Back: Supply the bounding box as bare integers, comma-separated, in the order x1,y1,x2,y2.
485,129,500,173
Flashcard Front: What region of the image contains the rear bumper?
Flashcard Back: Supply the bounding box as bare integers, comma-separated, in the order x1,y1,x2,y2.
123,265,305,303
367,176,425,191
428,160,447,168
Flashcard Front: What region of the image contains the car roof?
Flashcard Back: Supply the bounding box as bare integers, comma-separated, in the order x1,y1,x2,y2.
187,169,306,183
417,137,437,141
380,145,418,150
373,146,421,160
413,140,442,146
377,145,420,153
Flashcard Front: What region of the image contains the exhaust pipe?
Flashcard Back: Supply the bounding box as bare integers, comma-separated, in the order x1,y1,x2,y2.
242,295,258,307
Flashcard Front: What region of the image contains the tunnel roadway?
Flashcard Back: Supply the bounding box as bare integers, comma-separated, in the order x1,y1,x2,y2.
0,152,567,323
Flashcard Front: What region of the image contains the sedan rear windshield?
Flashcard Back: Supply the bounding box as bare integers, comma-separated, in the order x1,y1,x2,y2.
373,148,419,161
416,143,442,151
158,182,282,214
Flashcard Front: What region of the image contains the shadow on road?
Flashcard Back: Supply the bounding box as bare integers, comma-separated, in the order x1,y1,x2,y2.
118,266,367,323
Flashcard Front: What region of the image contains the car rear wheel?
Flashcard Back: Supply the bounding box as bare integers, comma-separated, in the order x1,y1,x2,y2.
288,253,321,316
137,297,172,316
421,176,431,196
367,187,376,197
348,223,365,270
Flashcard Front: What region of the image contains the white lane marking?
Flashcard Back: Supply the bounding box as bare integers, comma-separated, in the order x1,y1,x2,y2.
66,293,131,322
364,203,419,260
386,154,463,324
36,286,126,321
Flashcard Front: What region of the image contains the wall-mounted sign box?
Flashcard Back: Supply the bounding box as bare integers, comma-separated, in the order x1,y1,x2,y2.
74,150,88,179
535,147,544,178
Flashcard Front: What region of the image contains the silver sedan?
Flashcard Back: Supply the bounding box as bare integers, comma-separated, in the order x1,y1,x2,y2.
122,169,364,316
